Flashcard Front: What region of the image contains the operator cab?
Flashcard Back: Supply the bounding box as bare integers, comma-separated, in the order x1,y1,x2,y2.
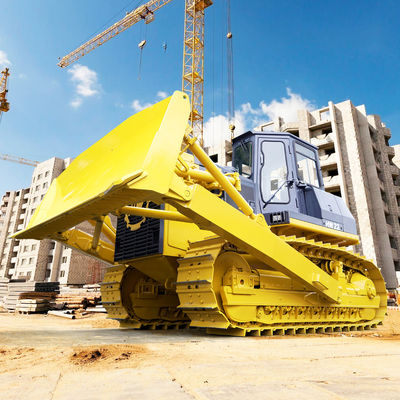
232,131,357,235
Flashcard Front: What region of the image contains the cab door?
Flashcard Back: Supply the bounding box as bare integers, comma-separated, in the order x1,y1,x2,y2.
293,142,322,216
259,139,296,216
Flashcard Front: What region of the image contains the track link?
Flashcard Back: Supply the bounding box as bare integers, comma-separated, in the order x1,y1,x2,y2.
176,236,387,336
101,265,189,330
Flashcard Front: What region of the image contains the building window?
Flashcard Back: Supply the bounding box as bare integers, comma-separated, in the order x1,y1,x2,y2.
41,195,44,200
320,110,331,121
45,171,49,177
31,244,37,251
31,208,36,215
27,271,31,279
38,173,42,180
45,269,51,278
23,245,29,252
33,197,37,203
61,256,68,264
35,185,39,192
21,258,26,265
43,182,48,189
60,270,65,278
29,257,34,264
48,255,53,264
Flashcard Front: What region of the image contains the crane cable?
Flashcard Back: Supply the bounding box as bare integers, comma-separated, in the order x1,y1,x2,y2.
226,0,235,139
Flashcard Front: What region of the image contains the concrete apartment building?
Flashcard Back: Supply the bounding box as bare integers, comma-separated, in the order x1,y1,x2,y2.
0,157,108,285
206,100,400,289
0,188,30,278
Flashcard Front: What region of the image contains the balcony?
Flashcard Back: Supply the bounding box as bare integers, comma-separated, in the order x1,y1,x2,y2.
13,245,19,252
387,146,395,158
8,268,15,276
49,249,55,256
309,120,332,132
390,165,399,177
320,153,337,169
11,257,17,263
311,132,334,149
23,192,30,200
17,224,24,230
21,203,28,209
323,175,341,190
383,128,391,139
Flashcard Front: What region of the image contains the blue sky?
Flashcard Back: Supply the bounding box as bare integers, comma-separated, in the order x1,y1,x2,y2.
1,0,400,195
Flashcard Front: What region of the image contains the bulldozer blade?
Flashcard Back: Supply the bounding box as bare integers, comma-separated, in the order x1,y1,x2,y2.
14,91,190,240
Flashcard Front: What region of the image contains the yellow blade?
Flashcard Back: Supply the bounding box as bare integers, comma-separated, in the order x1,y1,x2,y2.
15,91,190,240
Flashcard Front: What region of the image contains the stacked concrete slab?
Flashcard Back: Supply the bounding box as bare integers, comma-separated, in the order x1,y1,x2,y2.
0,278,9,308
4,281,60,311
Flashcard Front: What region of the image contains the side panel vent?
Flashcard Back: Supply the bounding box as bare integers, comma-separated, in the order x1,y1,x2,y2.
114,202,163,262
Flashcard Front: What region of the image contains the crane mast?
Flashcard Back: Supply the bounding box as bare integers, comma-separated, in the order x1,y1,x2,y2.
0,68,10,115
0,68,40,167
182,0,212,144
58,0,213,144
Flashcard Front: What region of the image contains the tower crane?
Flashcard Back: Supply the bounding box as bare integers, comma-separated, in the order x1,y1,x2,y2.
0,68,39,167
58,0,213,145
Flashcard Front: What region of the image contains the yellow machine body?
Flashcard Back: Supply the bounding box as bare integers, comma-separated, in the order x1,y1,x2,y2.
15,91,387,336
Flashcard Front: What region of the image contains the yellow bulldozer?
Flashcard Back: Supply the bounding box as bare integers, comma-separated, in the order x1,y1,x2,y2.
15,92,386,336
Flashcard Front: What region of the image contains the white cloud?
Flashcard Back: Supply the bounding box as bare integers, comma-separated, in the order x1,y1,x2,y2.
67,64,100,108
131,99,152,112
204,88,316,148
157,91,168,99
70,98,83,108
259,88,316,122
130,91,168,112
0,50,11,67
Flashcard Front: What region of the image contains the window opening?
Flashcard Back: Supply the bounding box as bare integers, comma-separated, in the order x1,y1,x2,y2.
260,141,289,204
295,143,320,187
233,141,252,178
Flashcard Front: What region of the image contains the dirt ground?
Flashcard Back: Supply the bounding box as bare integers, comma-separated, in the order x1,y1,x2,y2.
0,310,399,400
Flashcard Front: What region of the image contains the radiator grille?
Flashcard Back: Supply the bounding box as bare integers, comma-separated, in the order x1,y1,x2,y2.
114,202,163,262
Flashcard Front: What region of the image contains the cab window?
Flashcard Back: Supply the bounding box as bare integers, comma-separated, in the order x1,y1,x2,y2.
295,143,320,187
260,141,289,203
233,141,252,178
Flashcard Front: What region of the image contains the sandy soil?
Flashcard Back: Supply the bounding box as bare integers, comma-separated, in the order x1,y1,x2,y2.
0,310,399,399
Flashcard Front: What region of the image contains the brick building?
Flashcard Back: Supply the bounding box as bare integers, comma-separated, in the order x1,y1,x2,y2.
0,157,109,284
206,100,400,289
